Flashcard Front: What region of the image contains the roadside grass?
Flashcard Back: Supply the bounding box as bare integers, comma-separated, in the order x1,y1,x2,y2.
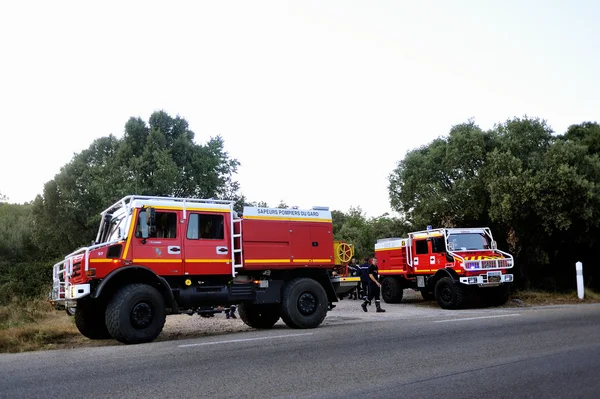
0,298,82,353
2,288,600,353
508,288,600,306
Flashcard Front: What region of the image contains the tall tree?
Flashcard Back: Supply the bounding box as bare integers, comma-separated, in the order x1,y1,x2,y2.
388,116,600,289
32,111,241,257
388,120,495,230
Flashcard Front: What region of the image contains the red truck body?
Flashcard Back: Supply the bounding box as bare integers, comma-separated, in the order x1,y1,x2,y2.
51,195,356,344
375,227,514,308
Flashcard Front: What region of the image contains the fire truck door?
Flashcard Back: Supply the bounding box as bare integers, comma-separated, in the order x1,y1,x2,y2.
183,212,231,275
132,210,183,276
412,239,430,272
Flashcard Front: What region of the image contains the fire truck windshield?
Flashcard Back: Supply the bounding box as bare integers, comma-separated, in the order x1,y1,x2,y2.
98,213,128,244
448,233,490,251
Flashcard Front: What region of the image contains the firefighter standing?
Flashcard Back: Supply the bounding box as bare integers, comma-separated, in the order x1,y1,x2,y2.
361,257,385,313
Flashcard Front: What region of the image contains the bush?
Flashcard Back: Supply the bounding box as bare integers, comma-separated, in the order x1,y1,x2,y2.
0,261,53,305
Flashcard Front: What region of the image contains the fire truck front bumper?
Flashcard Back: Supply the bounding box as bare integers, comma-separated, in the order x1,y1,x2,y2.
459,271,513,286
63,284,91,303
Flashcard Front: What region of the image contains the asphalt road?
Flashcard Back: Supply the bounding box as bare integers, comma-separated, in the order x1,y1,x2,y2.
1,301,599,399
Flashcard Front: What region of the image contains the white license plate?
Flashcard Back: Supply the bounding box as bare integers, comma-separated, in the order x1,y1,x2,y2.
487,271,501,283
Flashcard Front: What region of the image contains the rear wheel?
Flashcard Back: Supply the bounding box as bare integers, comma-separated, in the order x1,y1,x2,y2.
434,277,466,309
105,284,166,344
238,303,280,329
281,278,328,329
381,277,403,303
74,300,111,339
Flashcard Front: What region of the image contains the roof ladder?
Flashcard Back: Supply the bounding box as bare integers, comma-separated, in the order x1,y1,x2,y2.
231,218,244,276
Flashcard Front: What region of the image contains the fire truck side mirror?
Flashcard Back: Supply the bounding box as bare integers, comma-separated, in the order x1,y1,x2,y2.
491,240,498,250
147,207,156,236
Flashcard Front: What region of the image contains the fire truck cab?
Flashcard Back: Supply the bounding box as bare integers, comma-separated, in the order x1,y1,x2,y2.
375,227,514,309
51,195,356,344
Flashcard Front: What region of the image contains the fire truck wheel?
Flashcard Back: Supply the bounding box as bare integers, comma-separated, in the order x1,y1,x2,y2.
238,303,280,329
74,300,111,340
434,277,465,309
105,284,166,344
280,278,328,329
480,285,510,307
419,290,435,301
381,277,403,303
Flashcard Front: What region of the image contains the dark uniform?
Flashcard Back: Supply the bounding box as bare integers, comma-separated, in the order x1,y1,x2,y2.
361,258,385,312
359,258,370,300
347,260,360,299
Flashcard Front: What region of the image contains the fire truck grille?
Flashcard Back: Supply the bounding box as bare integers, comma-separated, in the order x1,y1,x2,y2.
481,259,510,269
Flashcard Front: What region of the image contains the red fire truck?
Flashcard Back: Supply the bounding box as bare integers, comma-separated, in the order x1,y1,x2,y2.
375,227,514,309
51,195,358,344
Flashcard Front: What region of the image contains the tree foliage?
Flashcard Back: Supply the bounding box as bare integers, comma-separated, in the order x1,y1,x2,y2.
389,117,600,290
32,111,241,258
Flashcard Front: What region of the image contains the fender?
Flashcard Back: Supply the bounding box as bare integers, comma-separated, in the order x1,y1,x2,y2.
91,265,175,309
432,268,460,283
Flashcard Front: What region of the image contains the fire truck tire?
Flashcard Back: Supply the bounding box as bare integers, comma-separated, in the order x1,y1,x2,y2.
105,284,166,344
381,277,403,303
480,285,510,307
238,303,280,329
419,290,435,301
74,300,111,340
434,277,465,309
280,278,328,329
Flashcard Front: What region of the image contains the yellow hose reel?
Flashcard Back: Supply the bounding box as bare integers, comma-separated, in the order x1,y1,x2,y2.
334,241,354,265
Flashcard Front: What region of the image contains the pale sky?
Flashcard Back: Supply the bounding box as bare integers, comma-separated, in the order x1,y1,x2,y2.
1,1,598,217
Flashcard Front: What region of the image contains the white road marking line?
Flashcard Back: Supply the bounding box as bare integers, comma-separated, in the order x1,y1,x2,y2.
434,313,521,323
178,332,314,348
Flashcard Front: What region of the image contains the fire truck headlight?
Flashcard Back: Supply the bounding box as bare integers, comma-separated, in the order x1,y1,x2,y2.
504,274,514,282
467,277,478,284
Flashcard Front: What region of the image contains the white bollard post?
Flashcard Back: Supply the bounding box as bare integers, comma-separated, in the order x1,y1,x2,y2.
576,261,584,300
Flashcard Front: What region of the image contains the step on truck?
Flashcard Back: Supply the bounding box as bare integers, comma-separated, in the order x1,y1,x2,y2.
375,227,514,309
50,195,357,344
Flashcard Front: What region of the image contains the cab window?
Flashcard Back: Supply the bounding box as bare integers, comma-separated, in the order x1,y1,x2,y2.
415,240,429,255
135,210,178,239
431,237,446,253
187,213,224,240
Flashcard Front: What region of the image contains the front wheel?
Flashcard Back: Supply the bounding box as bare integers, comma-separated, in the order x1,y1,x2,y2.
280,278,328,329
74,300,111,339
238,303,280,329
105,284,166,344
434,277,465,309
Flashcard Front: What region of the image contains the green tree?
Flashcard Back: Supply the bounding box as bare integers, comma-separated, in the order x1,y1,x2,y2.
388,116,600,290
388,120,495,230
0,202,51,303
32,111,241,258
561,121,600,155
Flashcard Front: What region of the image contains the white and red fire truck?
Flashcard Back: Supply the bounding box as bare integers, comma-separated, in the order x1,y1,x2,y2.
375,227,514,309
50,195,358,344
